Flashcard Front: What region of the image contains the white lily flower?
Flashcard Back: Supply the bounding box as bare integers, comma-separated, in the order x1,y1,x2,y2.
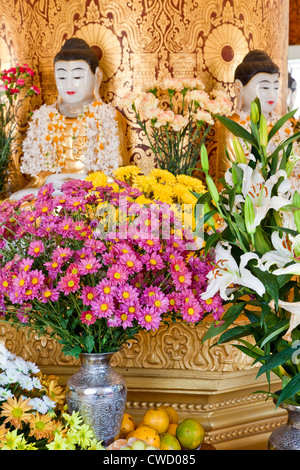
260,231,300,271
269,299,300,342
241,166,290,230
273,262,300,276
201,242,265,301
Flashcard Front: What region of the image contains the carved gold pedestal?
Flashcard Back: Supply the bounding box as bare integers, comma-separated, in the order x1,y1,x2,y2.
0,320,287,450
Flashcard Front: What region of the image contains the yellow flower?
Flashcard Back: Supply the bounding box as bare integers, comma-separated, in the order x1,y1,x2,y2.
28,412,56,440
46,433,70,450
1,396,33,429
176,174,206,193
135,195,154,205
151,182,174,204
1,429,24,450
149,168,176,184
43,375,65,405
113,165,140,181
86,171,108,187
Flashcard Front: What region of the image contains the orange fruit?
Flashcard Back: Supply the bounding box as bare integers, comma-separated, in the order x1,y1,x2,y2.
119,412,136,438
167,423,178,436
176,418,205,450
159,406,178,424
107,439,128,450
142,408,169,434
159,432,181,450
131,425,160,448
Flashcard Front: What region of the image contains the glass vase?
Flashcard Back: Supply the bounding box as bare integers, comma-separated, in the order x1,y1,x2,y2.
66,352,127,447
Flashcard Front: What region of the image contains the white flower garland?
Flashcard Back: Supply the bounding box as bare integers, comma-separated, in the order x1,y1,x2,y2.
21,100,120,177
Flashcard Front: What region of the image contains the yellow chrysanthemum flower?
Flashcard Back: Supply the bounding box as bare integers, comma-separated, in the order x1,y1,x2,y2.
28,412,56,440
86,171,108,187
113,165,140,181
1,396,33,429
149,168,177,184
46,433,70,450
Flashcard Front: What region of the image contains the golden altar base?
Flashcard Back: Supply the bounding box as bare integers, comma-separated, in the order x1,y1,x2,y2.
1,320,286,450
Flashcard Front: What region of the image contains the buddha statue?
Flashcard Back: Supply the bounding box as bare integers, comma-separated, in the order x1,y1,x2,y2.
10,38,128,201
216,50,287,180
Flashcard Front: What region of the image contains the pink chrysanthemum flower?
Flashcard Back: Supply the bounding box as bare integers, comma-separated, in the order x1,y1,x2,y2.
84,239,106,254
119,301,141,318
141,253,164,271
39,286,60,303
44,259,63,278
52,247,74,262
19,258,34,273
58,273,80,295
74,247,93,261
136,238,162,252
137,307,161,331
167,292,181,312
78,256,101,275
147,291,169,313
200,293,223,313
28,240,45,258
119,253,143,274
117,284,139,303
141,286,163,302
80,310,97,326
91,295,115,319
112,242,134,256
181,299,203,323
171,268,192,290
29,269,45,288
107,265,129,285
58,218,74,238
96,279,116,297
80,286,98,306
66,263,80,276
12,273,29,292
114,309,135,329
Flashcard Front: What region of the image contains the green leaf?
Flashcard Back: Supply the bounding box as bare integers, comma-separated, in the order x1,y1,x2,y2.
259,320,290,348
276,372,300,407
202,302,246,342
268,109,297,141
216,115,258,148
256,347,295,378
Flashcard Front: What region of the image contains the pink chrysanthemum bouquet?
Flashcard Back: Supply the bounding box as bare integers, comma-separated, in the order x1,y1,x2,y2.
0,178,223,358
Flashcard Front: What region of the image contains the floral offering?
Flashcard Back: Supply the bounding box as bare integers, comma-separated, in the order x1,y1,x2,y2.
0,64,40,193
121,77,233,176
0,344,103,450
199,99,300,406
0,176,223,358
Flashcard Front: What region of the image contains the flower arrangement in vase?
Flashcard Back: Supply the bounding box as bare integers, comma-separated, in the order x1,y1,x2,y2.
121,77,232,176
0,64,40,194
197,98,300,408
0,344,103,450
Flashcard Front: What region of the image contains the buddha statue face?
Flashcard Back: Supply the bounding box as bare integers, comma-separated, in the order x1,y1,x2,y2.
234,50,280,117
55,59,101,106
235,72,280,116
53,38,102,115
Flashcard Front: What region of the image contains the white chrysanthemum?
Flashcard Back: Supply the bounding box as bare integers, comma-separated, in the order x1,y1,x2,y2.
0,386,13,401
29,396,55,414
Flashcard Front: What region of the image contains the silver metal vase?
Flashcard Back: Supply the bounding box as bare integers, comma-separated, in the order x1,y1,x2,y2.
66,352,127,447
268,401,300,450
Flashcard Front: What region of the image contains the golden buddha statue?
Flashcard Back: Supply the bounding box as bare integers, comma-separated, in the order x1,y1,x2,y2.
216,50,282,181
11,38,128,201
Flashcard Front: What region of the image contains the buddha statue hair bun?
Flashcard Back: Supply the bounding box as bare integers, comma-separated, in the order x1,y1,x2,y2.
234,50,280,86
54,38,99,73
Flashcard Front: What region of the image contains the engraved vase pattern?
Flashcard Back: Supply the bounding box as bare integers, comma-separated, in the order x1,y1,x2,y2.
66,352,127,447
268,402,300,450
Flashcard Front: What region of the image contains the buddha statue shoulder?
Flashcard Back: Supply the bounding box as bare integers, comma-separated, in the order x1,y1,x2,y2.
11,38,128,201
216,50,294,180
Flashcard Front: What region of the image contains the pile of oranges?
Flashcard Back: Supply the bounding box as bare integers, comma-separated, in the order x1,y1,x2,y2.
109,405,205,450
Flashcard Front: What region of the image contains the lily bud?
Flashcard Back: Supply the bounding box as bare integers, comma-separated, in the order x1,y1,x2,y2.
200,144,209,172
206,175,219,203
293,192,300,232
259,114,268,147
232,137,246,164
204,202,215,228
244,195,256,235
250,101,260,124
